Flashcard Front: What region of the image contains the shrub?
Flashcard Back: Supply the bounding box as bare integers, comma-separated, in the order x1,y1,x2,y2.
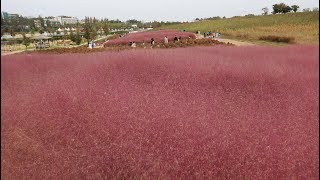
245,14,255,17
259,35,295,43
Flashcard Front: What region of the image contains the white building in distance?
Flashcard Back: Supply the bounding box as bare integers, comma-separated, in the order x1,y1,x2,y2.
55,16,78,25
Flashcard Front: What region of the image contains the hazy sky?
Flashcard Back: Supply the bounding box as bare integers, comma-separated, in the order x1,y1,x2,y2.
2,0,319,21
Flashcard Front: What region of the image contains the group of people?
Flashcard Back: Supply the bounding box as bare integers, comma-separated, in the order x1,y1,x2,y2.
163,36,182,44
127,38,154,48
204,31,221,39
125,35,187,48
109,30,222,49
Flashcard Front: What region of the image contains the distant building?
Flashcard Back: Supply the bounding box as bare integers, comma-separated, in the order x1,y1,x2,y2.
36,16,78,26
63,17,78,25
1,11,9,20
56,16,78,25
54,16,63,24
1,11,19,22
9,13,19,19
44,17,61,27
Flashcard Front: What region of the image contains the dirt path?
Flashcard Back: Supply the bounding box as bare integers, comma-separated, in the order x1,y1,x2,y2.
195,34,255,46
219,38,255,46
1,50,25,56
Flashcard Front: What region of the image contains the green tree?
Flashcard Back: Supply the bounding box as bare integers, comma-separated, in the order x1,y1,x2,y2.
30,18,37,31
46,20,52,28
75,30,82,45
291,5,299,12
9,28,15,36
282,5,292,13
102,20,109,36
93,17,98,24
83,16,97,41
22,33,31,50
272,3,292,14
10,16,20,32
63,29,68,40
70,30,76,42
1,14,4,26
17,39,23,44
1,14,4,36
83,17,92,41
90,26,97,41
151,21,161,28
38,15,45,30
272,4,280,14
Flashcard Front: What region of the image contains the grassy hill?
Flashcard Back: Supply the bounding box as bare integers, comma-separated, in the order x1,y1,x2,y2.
160,12,319,44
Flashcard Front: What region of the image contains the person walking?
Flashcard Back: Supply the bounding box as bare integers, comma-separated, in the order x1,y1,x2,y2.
164,36,168,44
131,41,136,48
151,38,155,48
174,36,178,43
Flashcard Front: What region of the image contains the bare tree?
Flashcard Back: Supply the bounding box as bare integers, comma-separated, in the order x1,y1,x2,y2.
262,7,269,15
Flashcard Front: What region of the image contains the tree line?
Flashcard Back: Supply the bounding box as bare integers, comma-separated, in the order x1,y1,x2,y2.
262,3,319,15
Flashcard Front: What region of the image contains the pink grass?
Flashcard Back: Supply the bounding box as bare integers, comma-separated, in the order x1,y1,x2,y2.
104,29,196,46
1,45,319,179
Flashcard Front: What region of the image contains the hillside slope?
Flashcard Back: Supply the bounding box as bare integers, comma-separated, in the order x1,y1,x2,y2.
161,12,319,44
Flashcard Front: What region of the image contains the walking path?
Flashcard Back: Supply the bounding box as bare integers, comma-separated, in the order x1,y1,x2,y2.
195,34,255,46
1,50,25,56
219,38,255,46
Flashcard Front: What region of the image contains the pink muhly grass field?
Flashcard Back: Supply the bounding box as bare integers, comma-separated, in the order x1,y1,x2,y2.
1,45,319,179
104,29,196,46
